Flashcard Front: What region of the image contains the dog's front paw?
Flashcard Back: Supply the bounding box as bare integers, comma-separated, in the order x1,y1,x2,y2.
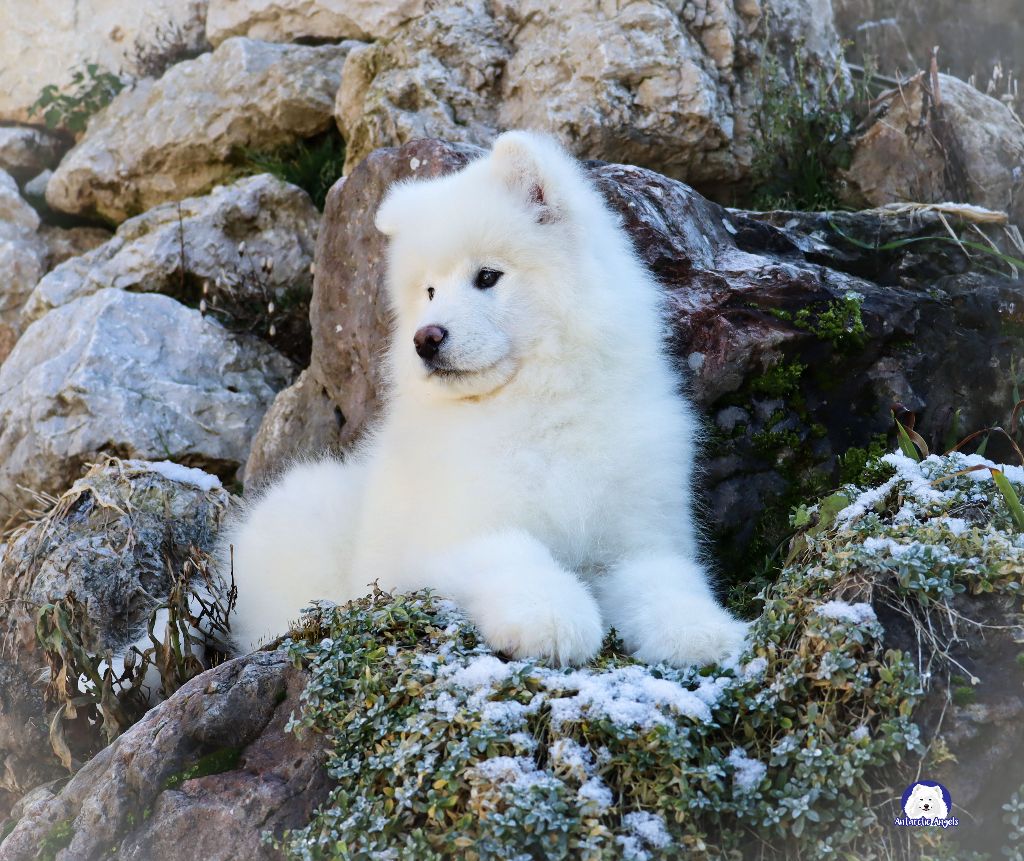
626,598,748,668
473,585,604,667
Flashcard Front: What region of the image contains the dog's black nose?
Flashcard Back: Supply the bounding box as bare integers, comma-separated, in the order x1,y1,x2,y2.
414,325,447,360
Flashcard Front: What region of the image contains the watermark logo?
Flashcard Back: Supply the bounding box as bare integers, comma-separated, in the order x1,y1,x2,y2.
894,781,958,828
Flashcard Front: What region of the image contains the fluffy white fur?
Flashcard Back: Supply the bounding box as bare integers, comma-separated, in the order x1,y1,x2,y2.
904,784,949,820
221,131,746,667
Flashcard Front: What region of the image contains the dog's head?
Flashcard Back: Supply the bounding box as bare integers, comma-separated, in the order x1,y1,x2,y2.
905,784,946,818
375,131,601,400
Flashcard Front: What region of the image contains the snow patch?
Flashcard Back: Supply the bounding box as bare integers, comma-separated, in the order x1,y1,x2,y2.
124,459,222,492
727,747,767,794
815,600,877,625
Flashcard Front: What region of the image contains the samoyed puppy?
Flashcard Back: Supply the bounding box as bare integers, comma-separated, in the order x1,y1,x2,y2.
904,784,949,820
222,131,746,667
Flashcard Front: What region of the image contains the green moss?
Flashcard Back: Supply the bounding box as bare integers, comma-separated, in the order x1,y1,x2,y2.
163,747,243,791
839,433,890,485
38,820,74,861
1016,652,1024,671
952,686,977,707
749,361,806,399
794,292,867,351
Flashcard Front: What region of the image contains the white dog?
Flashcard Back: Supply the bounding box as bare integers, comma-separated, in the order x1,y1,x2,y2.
221,131,746,667
904,784,949,820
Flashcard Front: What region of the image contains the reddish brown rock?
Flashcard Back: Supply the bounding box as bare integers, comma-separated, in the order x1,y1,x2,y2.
0,650,328,861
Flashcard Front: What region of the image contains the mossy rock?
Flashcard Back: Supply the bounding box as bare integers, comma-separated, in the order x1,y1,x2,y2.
277,451,1024,860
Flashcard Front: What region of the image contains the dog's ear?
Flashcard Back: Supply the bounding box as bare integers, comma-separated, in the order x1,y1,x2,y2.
490,131,565,225
375,181,413,237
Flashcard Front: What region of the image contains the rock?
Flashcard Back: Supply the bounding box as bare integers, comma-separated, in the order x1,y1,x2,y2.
841,72,1024,227
28,174,319,363
0,459,230,816
833,0,1024,110
46,37,357,223
243,367,344,488
207,0,427,44
0,127,64,184
37,225,113,271
335,1,507,176
0,0,209,125
0,650,330,860
0,171,47,362
336,0,845,186
0,289,294,526
20,169,51,204
270,139,1024,576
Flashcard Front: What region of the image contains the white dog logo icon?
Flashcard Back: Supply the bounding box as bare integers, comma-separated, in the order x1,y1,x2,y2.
903,783,949,820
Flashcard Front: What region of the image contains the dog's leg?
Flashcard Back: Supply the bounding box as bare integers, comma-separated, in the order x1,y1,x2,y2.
424,529,604,666
597,554,747,667
220,458,367,652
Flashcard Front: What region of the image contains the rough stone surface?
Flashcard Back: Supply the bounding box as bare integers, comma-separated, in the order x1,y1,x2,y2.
28,174,319,363
0,460,229,815
0,127,64,185
207,0,427,44
0,288,294,526
37,225,113,271
0,0,209,125
335,0,506,176
243,367,344,488
46,37,357,223
834,0,1024,110
0,171,47,361
335,0,845,186
283,140,1024,568
0,650,330,861
842,72,1024,227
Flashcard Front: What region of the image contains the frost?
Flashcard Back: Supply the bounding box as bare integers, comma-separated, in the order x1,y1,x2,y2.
727,747,767,793
623,811,672,848
815,601,877,625
577,776,614,812
541,665,728,729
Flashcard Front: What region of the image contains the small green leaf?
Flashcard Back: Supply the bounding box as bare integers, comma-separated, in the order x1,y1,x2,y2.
991,468,1024,530
894,416,920,462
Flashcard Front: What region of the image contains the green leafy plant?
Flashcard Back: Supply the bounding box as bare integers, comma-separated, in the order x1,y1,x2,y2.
238,132,345,210
29,63,125,133
274,444,1024,860
750,47,861,211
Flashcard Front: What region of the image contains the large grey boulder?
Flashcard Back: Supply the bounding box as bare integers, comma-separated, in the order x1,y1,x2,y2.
0,459,230,816
0,0,208,125
841,72,1024,226
27,174,319,363
0,171,47,362
46,37,357,223
206,0,426,44
0,289,294,526
335,0,845,186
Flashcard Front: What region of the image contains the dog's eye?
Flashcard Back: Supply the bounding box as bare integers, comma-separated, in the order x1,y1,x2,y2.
427,286,435,300
474,268,503,290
